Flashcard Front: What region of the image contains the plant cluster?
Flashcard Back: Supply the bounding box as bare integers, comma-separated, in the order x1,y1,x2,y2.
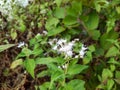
0,0,120,90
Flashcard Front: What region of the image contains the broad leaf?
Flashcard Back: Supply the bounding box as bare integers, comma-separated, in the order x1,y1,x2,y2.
45,17,59,30
24,59,35,78
102,69,113,80
10,59,23,69
0,44,15,52
67,64,88,75
48,26,65,36
63,15,78,26
85,12,99,30
54,7,65,19
107,79,114,90
55,0,62,7
88,30,101,40
65,79,85,90
105,46,119,57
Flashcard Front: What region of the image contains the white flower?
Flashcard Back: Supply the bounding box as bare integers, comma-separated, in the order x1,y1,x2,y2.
66,51,73,57
79,44,87,58
53,45,58,50
17,42,25,48
58,64,67,69
57,39,67,46
52,38,74,58
42,30,48,35
74,55,79,58
15,0,29,7
48,38,58,45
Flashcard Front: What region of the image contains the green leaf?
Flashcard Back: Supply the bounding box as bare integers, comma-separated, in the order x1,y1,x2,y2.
116,71,120,79
83,51,92,64
10,59,23,69
0,44,15,52
19,21,26,32
37,70,49,78
71,1,82,15
107,58,120,66
48,26,65,36
20,47,32,57
45,17,59,30
107,79,114,90
55,0,62,7
88,30,101,40
102,69,113,80
88,45,95,52
65,79,85,90
54,7,65,19
63,15,78,26
11,29,17,40
39,82,50,90
106,18,115,33
24,59,35,78
100,31,119,50
67,64,88,75
35,57,60,65
85,12,99,30
105,46,119,57
51,71,64,82
116,6,120,14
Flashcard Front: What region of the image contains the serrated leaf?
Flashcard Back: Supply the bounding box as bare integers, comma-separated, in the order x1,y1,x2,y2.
0,44,15,52
24,59,35,78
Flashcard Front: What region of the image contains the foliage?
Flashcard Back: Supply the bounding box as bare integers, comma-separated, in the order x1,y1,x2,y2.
1,0,120,90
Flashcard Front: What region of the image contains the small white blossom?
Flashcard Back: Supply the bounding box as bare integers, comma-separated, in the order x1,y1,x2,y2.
58,64,67,69
48,38,58,45
79,44,87,58
42,30,48,35
66,51,73,57
57,39,67,46
15,0,29,7
74,55,79,58
17,42,25,48
52,39,74,58
53,45,58,50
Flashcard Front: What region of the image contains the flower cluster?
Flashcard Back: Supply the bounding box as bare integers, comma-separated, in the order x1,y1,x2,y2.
0,0,33,20
0,0,13,19
49,38,87,58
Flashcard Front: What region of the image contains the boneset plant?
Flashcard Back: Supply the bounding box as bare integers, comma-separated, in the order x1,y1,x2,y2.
0,0,120,90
